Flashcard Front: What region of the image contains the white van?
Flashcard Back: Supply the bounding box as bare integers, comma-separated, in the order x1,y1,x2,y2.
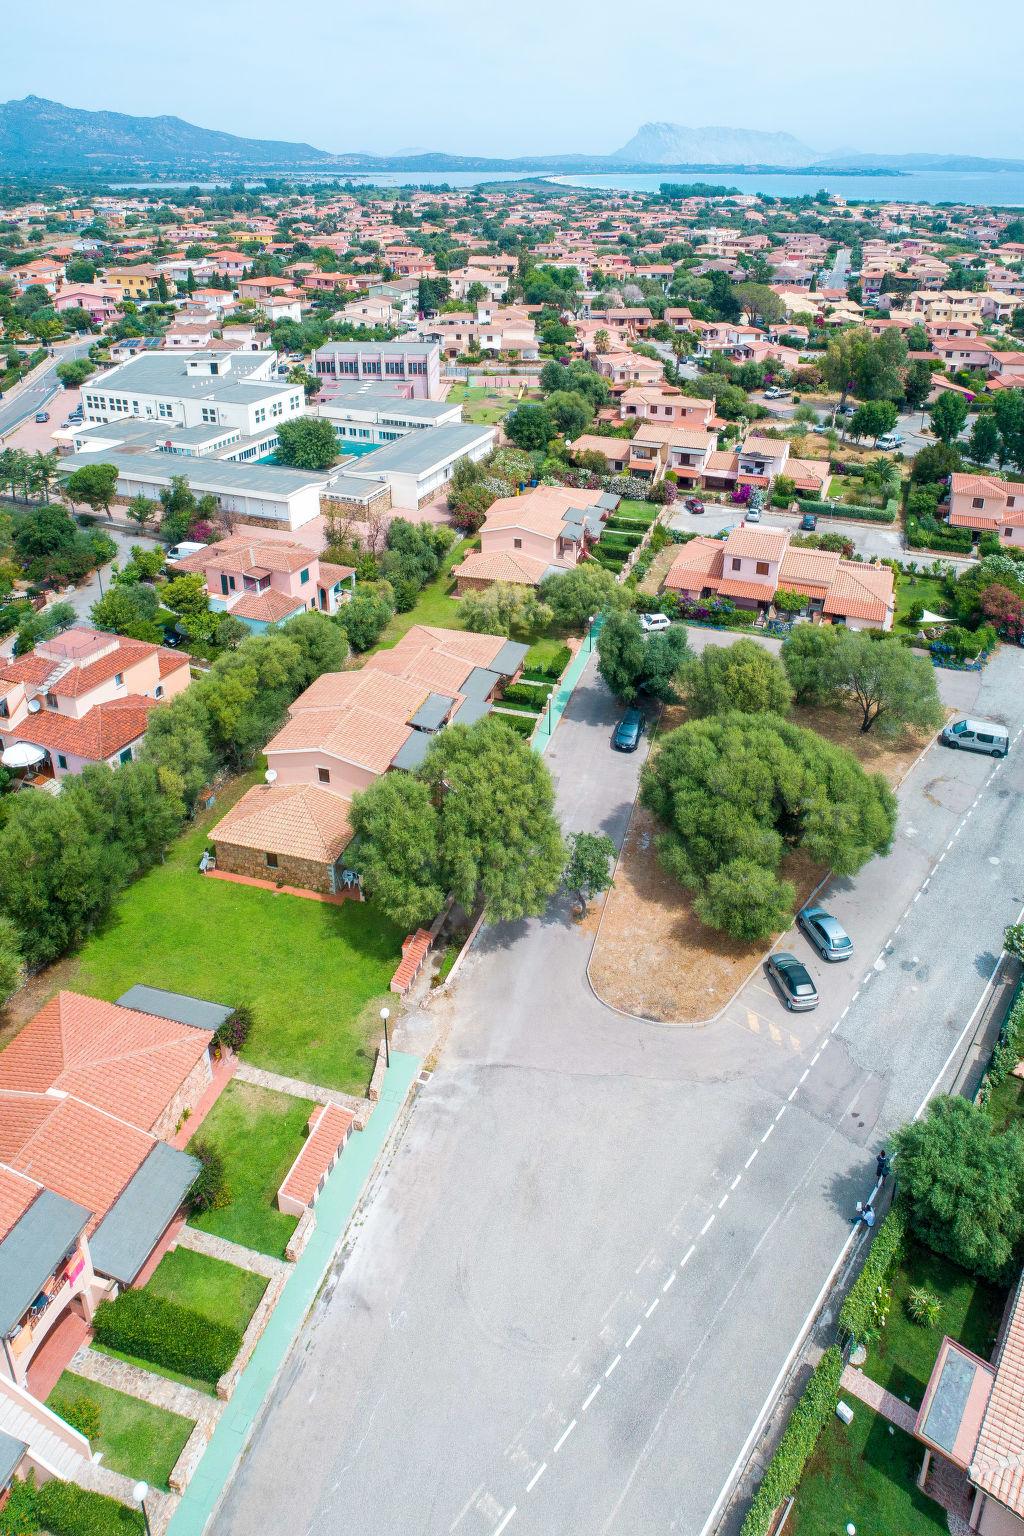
166,541,206,564
877,431,903,451
941,718,1009,757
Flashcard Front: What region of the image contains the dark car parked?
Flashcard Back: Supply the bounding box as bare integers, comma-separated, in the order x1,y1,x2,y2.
797,906,853,961
765,951,819,1011
613,708,645,753
799,511,818,532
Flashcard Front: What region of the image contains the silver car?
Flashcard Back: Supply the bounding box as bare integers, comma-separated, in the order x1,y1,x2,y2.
765,951,819,1012
797,907,854,962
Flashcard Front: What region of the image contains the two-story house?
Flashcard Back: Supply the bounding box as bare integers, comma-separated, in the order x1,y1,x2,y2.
452,486,615,592
170,535,355,630
947,473,1024,547
0,627,191,783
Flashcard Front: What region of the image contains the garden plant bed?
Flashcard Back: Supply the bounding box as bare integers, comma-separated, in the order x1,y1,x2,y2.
146,1246,268,1336
46,1371,195,1490
588,702,930,1023
186,1079,315,1258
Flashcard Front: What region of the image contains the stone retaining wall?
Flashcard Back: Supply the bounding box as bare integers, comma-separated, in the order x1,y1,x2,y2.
216,1272,288,1401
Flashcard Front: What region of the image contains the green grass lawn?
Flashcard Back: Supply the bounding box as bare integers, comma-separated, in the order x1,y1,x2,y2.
69,774,403,1093
790,1405,946,1536
523,637,569,674
895,574,950,629
146,1245,268,1332
987,1071,1024,1131
370,537,470,651
862,1242,1004,1409
47,1372,195,1490
445,383,522,425
616,499,660,525
186,1080,313,1258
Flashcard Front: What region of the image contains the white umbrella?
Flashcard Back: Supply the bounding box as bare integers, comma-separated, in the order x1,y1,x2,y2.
2,742,47,769
919,610,951,625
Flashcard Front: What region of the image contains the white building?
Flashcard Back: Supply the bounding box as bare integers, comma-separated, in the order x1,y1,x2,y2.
81,351,304,438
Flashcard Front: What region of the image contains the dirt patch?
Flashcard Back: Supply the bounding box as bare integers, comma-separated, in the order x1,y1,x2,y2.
588,704,929,1023
639,545,677,595
0,955,78,1050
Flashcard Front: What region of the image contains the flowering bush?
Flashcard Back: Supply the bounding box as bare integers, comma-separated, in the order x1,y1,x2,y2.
731,484,752,505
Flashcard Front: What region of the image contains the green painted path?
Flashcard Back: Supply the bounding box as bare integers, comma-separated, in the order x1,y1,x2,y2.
166,1051,421,1536
533,623,602,755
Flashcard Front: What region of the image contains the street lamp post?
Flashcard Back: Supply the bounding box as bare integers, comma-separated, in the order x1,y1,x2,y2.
133,1482,152,1536
380,1006,390,1068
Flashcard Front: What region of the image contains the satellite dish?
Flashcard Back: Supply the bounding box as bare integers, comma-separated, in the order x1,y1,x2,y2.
264,768,278,784
27,699,42,714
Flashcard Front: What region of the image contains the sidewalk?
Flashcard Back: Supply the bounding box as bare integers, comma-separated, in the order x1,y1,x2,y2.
165,1050,420,1536
533,625,602,755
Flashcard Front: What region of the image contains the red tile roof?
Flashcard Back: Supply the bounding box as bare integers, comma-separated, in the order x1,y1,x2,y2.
971,1275,1024,1516
211,783,354,864
10,695,158,762
0,1163,41,1242
1,1092,157,1231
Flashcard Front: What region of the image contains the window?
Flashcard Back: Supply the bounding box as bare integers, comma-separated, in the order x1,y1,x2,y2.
972,496,985,509
255,407,266,425
756,561,769,576
513,537,523,548
317,766,331,783
265,852,279,869
158,402,173,419
57,753,68,770
118,748,133,764
114,672,124,686
155,685,163,699
300,568,310,584
731,557,741,571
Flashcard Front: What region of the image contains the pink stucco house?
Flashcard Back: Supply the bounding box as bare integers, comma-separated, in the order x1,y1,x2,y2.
170,535,355,630
52,284,120,324
618,387,715,428
947,473,1024,546
452,485,611,591
0,627,191,783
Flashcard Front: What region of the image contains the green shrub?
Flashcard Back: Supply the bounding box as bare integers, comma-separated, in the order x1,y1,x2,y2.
187,1138,230,1213
48,1387,101,1442
797,498,897,524
739,1347,843,1536
502,681,552,707
215,1003,253,1052
522,644,570,681
0,1473,40,1534
493,710,536,738
838,1199,907,1343
907,1286,942,1327
983,984,1024,1099
906,513,973,553
92,1287,241,1384
7,1477,146,1536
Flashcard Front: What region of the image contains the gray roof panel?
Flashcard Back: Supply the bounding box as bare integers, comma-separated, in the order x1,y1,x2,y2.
90,1143,201,1284
62,449,332,497
491,640,530,676
409,693,455,731
115,985,233,1031
0,1431,26,1490
0,1189,90,1337
450,697,493,727
458,667,501,702
347,423,493,476
390,731,434,771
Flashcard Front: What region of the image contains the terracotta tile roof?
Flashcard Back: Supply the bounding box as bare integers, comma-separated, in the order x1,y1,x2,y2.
317,561,355,586
1,1091,156,1232
0,654,53,689
211,783,354,864
705,450,740,475
779,547,841,586
662,537,725,592
717,577,775,602
950,473,1016,499
267,704,414,775
0,1163,41,1242
40,633,174,701
821,561,894,623
158,652,191,679
741,434,789,457
172,534,322,578
0,991,212,1134
8,695,158,762
481,485,604,538
278,1102,355,1209
970,1275,1024,1517
451,549,551,587
229,588,305,623
725,526,790,562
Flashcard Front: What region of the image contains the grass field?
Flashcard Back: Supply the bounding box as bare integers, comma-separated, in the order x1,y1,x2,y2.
186,1080,314,1258
47,1372,195,1489
146,1245,268,1333
863,1242,1004,1408
790,1406,946,1536
895,573,950,629
69,774,403,1093
445,382,530,425
370,537,471,651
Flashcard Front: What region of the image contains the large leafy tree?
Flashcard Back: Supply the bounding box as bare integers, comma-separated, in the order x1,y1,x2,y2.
275,417,338,471
929,390,970,446
63,461,119,518
683,637,793,717
563,831,616,914
460,582,552,639
505,402,553,451
640,712,896,940
539,564,624,630
350,718,566,928
597,610,690,702
781,626,943,737
822,327,907,405
895,1097,1024,1282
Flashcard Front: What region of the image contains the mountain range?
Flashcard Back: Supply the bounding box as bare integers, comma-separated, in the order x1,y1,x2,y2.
2,98,1023,178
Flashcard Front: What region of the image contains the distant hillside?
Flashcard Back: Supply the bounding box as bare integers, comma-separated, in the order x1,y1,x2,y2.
611,122,818,168
0,95,333,170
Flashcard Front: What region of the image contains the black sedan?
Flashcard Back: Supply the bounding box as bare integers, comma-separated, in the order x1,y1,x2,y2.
765,951,819,1012
797,906,854,961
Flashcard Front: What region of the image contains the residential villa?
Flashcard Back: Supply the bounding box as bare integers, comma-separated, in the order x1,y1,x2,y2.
0,627,191,783
618,388,716,428
662,524,895,629
170,534,355,629
451,485,617,592
947,474,1024,547
209,625,529,892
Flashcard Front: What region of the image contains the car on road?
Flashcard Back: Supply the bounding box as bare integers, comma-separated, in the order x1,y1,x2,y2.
685,497,705,514
811,423,829,435
639,612,671,633
876,431,903,450
765,951,819,1012
745,505,762,523
763,386,791,400
797,907,854,961
34,411,49,423
941,718,1009,757
799,511,818,531
612,708,645,753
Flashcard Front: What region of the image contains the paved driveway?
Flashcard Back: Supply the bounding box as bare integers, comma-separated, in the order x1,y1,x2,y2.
212,645,1024,1536
0,340,93,441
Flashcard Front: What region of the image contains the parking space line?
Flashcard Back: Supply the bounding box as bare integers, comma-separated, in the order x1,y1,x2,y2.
553,1421,576,1454
680,1245,696,1268
526,1465,546,1494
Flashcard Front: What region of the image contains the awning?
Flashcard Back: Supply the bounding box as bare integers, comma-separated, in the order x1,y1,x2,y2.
1,742,46,769
90,1142,201,1284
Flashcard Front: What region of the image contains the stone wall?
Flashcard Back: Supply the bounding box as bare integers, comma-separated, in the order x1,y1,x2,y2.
322,485,392,516
152,1051,213,1142
213,838,334,895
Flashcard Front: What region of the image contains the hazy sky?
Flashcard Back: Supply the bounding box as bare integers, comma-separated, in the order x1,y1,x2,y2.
7,0,1023,159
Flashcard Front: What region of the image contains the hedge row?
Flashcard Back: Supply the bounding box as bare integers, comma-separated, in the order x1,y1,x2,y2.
92,1287,241,1385
493,709,537,738
502,681,552,707
905,512,973,553
797,498,897,525
837,1199,908,1343
982,984,1024,1101
599,529,645,549
980,534,1024,561
522,644,570,681
739,1347,844,1536
0,1476,144,1536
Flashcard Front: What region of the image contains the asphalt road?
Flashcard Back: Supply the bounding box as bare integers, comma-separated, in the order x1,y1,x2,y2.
0,340,93,440
212,643,1024,1536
